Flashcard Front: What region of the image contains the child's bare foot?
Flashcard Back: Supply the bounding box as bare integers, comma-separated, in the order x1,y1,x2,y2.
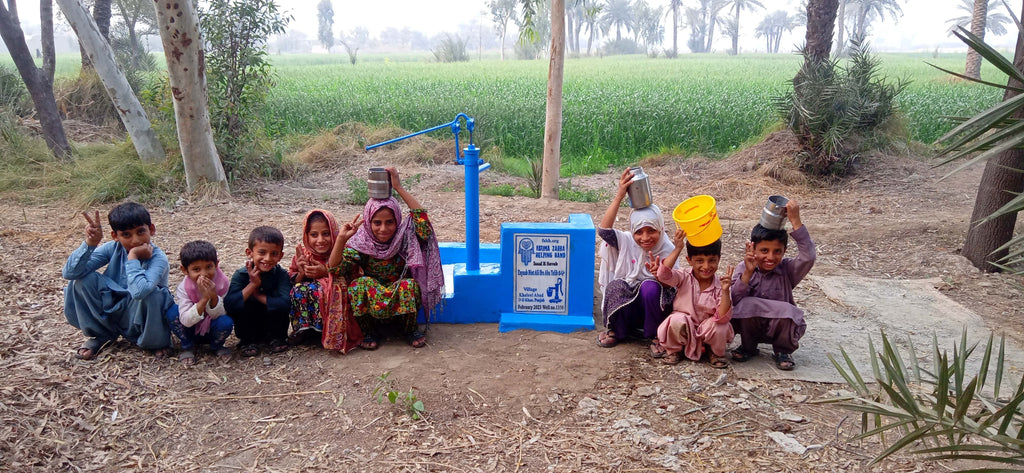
153,348,172,359
179,349,196,367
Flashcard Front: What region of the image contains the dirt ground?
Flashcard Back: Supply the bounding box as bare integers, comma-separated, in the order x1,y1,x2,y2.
1,130,1022,472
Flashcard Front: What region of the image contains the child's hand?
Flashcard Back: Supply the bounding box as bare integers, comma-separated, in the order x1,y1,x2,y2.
305,261,328,279
339,214,362,241
644,251,662,274
82,210,103,246
246,259,262,287
616,168,634,198
720,265,734,291
294,245,308,278
786,199,802,229
672,229,687,248
386,167,402,190
197,275,217,299
129,243,153,260
744,241,756,271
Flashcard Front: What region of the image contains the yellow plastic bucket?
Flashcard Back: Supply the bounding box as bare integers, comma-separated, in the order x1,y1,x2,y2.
672,195,723,247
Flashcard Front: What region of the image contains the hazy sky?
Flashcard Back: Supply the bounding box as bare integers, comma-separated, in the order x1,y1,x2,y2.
277,0,1023,52
14,0,1024,53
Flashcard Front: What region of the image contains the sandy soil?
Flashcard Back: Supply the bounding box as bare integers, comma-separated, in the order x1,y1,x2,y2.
1,131,1021,472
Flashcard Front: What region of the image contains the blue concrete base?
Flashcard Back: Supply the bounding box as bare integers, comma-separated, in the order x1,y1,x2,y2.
498,312,595,333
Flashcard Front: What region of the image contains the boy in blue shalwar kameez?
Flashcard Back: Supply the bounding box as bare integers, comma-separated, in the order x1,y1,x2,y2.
63,202,174,360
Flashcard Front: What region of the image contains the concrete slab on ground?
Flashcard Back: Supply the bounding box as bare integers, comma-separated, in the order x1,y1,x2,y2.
730,276,1024,388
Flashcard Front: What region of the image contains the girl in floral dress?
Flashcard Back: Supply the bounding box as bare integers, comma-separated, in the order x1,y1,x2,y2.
288,209,362,353
327,168,444,350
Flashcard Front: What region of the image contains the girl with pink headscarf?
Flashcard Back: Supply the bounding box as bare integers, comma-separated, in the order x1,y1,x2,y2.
327,168,443,350
288,209,362,353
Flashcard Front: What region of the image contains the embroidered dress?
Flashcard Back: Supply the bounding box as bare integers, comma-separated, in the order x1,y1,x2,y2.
333,198,442,338
597,205,676,339
288,209,360,353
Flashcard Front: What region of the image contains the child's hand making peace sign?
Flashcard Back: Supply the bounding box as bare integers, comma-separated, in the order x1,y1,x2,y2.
644,250,662,274
82,211,103,247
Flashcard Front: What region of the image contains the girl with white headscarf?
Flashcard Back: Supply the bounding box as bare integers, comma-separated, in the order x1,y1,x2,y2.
596,168,675,355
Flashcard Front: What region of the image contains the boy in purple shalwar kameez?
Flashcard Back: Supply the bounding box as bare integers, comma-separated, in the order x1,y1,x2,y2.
730,199,815,370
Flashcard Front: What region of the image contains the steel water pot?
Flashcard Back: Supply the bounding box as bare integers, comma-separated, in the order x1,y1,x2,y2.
626,166,653,209
368,167,392,199
759,195,789,230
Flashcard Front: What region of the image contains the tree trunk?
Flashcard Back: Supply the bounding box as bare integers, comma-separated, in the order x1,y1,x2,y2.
41,0,55,83
671,6,678,57
835,0,845,56
0,2,71,159
962,18,1024,272
730,3,740,55
154,0,229,194
965,0,988,80
58,0,164,162
804,0,839,66
500,24,506,60
541,0,565,200
566,8,575,55
79,0,111,72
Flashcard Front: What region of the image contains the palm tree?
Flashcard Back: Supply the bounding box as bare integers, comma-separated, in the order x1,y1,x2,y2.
685,0,729,53
582,0,603,55
948,0,1011,79
600,0,633,41
847,0,902,42
727,0,764,55
633,0,663,54
664,0,683,57
947,0,1010,35
755,10,797,53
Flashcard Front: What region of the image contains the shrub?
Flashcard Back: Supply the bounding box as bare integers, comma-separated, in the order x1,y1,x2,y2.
0,64,29,116
200,0,290,178
432,34,469,63
776,41,908,177
602,38,643,56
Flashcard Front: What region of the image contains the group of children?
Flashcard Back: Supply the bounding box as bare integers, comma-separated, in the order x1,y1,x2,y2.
62,165,813,371
63,168,442,365
597,167,816,371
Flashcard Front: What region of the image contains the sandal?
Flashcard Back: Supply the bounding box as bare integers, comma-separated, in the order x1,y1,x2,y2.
731,348,756,362
649,339,667,359
360,335,379,351
75,338,106,360
661,352,682,365
152,348,172,359
269,339,289,354
774,352,795,371
596,330,620,348
239,344,259,357
408,331,426,348
179,349,196,367
710,354,729,369
214,347,232,362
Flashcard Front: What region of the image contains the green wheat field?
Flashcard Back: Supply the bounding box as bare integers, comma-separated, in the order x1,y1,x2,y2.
264,53,1002,174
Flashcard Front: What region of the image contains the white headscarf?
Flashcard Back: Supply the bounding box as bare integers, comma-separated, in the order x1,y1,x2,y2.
598,204,675,295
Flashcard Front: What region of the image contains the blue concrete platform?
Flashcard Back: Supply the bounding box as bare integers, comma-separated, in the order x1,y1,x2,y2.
425,215,595,334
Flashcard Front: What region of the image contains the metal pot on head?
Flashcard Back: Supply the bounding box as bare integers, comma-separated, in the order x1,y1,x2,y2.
368,167,392,200
759,195,789,230
626,166,653,209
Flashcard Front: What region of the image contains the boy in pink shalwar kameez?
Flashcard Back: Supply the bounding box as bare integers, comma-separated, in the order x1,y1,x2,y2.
650,229,734,367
